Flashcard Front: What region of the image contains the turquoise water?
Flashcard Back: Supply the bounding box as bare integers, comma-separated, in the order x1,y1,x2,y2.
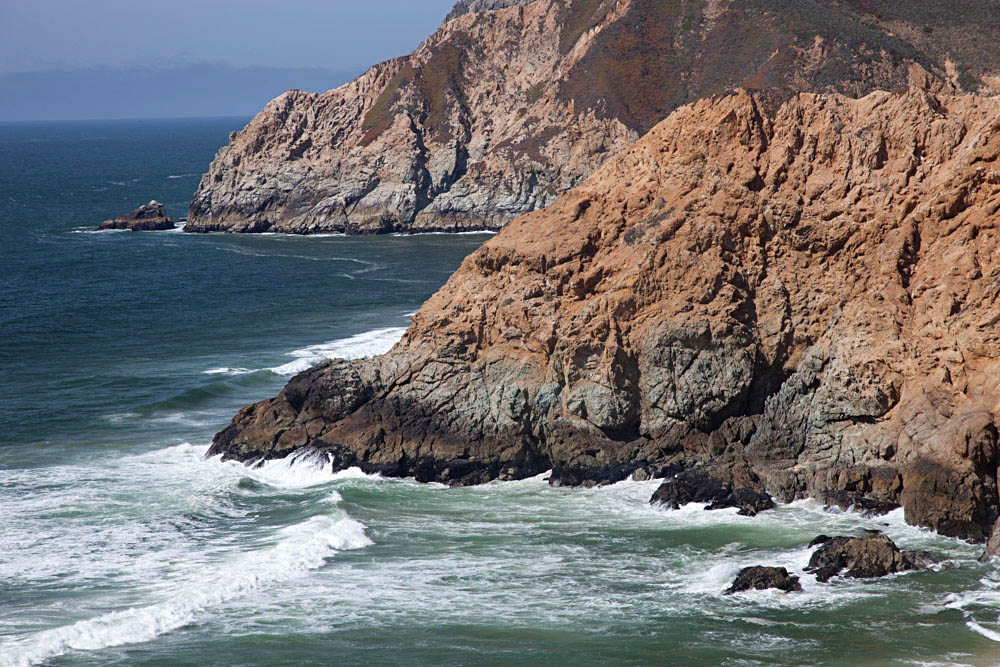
1,119,1000,666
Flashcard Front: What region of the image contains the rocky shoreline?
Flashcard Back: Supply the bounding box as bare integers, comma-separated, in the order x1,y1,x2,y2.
209,87,1000,553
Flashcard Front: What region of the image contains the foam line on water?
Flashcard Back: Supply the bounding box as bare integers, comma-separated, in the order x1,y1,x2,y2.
0,443,375,597
390,230,498,236
202,366,253,376
0,513,372,667
269,326,406,376
967,620,1000,642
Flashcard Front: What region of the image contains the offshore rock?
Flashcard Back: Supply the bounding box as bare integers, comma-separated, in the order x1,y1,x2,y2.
97,200,174,231
805,533,923,582
187,0,1000,234
210,88,1000,543
650,466,774,516
725,567,802,594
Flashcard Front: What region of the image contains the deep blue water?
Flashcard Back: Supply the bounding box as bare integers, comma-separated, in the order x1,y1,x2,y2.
0,117,485,463
1,119,999,667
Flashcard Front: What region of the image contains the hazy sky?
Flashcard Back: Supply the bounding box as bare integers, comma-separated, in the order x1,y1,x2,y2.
0,0,457,73
0,1,460,120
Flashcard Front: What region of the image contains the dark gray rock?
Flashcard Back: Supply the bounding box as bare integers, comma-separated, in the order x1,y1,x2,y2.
725,566,802,594
650,467,775,517
805,532,924,583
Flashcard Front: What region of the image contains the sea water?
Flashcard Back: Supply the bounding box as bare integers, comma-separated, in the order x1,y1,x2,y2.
1,118,999,666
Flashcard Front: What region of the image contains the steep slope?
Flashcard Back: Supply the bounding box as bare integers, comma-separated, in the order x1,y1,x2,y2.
209,87,1000,545
187,0,1000,234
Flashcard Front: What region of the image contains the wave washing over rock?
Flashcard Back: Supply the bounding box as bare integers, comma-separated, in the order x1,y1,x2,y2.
186,0,1000,235
210,87,1000,548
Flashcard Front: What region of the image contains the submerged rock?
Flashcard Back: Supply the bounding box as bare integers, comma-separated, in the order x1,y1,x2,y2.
97,200,174,231
650,466,775,517
805,532,924,583
725,566,802,594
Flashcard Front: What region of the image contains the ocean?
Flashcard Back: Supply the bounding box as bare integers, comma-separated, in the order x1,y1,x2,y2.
1,118,999,666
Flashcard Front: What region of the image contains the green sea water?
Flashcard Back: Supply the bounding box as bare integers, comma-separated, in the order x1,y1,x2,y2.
1,118,999,666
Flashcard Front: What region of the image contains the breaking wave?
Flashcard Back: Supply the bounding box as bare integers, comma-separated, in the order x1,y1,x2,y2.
269,326,406,376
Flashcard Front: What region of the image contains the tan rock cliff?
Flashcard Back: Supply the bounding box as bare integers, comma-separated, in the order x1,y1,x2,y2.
209,87,1000,545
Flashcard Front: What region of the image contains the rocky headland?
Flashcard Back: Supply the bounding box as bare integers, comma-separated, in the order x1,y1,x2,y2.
210,86,1000,548
186,0,1000,235
97,200,174,231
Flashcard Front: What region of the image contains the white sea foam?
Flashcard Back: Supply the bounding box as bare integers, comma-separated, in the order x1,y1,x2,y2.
269,326,406,375
256,232,348,238
239,449,340,488
166,173,199,179
148,411,220,427
100,411,140,423
0,443,374,665
390,230,498,236
4,436,993,663
202,366,253,376
967,620,1000,642
0,513,372,667
71,228,126,234
163,221,187,233
331,466,385,481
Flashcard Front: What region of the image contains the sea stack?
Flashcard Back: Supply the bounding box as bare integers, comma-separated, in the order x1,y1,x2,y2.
97,200,174,231
209,87,1000,546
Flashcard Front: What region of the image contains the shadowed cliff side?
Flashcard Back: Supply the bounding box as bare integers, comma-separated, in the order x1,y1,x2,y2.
210,88,1000,545
186,0,1000,235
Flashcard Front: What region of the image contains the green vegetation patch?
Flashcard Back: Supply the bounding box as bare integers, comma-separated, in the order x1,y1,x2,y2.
526,82,546,104
361,63,417,146
416,39,471,142
559,0,607,54
558,0,700,132
360,32,475,147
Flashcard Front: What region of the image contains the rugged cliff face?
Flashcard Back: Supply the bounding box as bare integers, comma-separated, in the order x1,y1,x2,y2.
187,0,1000,234
210,88,1000,545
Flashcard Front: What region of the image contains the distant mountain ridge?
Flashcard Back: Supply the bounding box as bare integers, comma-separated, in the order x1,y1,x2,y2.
187,0,1000,234
0,64,358,122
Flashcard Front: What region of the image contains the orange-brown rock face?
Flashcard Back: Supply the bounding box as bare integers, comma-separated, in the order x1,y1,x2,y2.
187,0,1000,234
210,88,1000,544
